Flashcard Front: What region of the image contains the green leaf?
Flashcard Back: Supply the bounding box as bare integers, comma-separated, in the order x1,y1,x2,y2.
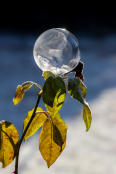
83,103,92,131
42,71,55,80
68,77,92,131
39,113,67,168
0,121,19,168
77,79,86,98
23,107,48,141
43,76,66,117
13,81,42,105
68,77,85,104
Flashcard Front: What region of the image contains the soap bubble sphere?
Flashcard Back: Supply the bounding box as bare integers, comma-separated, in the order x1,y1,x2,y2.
33,28,80,76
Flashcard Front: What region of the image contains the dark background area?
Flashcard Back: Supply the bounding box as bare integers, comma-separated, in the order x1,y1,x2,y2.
0,4,116,36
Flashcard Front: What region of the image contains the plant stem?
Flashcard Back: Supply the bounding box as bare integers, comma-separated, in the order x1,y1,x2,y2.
15,90,42,174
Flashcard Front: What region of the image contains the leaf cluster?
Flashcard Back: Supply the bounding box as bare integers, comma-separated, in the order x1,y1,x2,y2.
0,70,92,169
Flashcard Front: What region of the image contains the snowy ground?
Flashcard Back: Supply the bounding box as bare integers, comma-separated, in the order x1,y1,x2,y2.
0,32,116,174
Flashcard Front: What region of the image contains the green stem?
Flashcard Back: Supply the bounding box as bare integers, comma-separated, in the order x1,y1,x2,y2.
15,90,42,174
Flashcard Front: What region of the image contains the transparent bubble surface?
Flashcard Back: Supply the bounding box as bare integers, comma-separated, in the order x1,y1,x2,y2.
33,28,80,76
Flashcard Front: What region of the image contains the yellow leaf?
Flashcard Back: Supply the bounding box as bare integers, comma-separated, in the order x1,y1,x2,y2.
23,107,48,141
52,113,67,144
13,84,32,105
13,81,42,105
39,113,67,168
0,121,19,168
83,103,92,131
46,89,66,117
22,81,42,90
52,123,63,152
42,71,55,80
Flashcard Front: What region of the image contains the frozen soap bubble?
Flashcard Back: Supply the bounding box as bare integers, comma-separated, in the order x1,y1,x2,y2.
33,28,80,76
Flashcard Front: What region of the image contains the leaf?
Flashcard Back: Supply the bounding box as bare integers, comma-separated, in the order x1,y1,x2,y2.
0,121,19,168
52,123,63,152
42,71,55,80
43,76,66,117
13,81,42,105
68,77,86,104
68,77,92,131
83,103,92,131
78,79,86,98
13,83,32,105
39,113,67,168
52,113,67,151
22,81,42,90
23,107,48,141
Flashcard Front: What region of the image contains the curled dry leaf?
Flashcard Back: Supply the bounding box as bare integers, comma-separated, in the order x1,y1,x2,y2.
13,81,42,105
